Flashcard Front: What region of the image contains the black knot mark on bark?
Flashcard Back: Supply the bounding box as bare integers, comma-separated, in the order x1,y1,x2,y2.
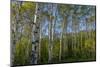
36,26,39,29
32,40,39,44
35,40,39,43
34,31,38,33
33,22,36,25
32,41,35,44
38,8,40,11
34,45,37,50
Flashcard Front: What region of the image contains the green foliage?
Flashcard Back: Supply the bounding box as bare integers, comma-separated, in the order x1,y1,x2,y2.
39,31,96,63
52,39,60,63
21,2,36,14
40,38,48,64
14,36,32,65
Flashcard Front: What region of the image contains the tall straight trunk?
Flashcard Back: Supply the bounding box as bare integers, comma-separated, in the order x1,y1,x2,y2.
71,16,75,57
79,19,84,56
59,23,63,61
59,16,65,61
80,30,82,52
31,3,39,64
11,1,22,65
69,15,73,57
72,16,75,55
51,4,57,61
48,15,52,63
39,19,42,62
48,4,56,63
63,16,67,58
74,16,78,57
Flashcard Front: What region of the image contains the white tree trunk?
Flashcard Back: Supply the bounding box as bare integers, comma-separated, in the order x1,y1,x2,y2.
39,18,42,62
48,15,52,63
59,17,65,61
11,1,22,66
32,3,39,64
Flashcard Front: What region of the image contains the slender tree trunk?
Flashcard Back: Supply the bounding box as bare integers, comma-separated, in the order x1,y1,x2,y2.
63,16,67,58
59,16,65,61
51,4,57,61
59,25,63,61
39,18,42,62
11,1,22,66
48,15,52,63
48,4,57,63
74,16,78,57
68,15,73,57
31,3,39,64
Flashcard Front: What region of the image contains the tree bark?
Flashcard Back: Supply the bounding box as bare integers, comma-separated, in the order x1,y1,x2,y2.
39,17,42,62
31,3,39,64
59,16,66,61
48,15,52,63
11,1,22,66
